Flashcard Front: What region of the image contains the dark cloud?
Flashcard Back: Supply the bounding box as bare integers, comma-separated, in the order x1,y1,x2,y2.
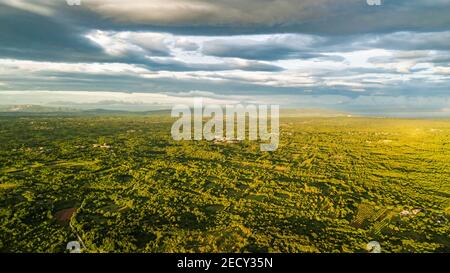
0,4,108,62
203,39,316,61
2,1,450,63
75,0,450,35
201,36,350,61
4,1,450,36
359,31,450,51
368,50,450,67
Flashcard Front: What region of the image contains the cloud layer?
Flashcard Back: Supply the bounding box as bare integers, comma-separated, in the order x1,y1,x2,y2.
0,0,449,115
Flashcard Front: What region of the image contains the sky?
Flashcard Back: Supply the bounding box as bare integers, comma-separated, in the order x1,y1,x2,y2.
0,0,450,115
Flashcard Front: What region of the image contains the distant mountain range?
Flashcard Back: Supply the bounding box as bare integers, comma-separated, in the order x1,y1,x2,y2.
0,104,79,113
0,105,171,116
0,104,351,117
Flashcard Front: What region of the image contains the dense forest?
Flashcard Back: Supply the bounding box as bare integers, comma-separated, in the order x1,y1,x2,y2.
0,115,449,253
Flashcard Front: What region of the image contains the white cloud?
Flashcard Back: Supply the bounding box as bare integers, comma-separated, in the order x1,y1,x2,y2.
0,59,149,75
141,70,316,88
1,30,450,94
434,66,450,75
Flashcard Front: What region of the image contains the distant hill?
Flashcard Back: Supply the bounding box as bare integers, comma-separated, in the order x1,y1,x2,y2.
0,105,350,118
0,105,171,117
0,105,79,113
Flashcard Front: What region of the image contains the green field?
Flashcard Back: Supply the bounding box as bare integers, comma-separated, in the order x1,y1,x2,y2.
0,115,449,253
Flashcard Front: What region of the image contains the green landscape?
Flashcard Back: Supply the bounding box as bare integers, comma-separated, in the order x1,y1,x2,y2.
0,113,449,253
